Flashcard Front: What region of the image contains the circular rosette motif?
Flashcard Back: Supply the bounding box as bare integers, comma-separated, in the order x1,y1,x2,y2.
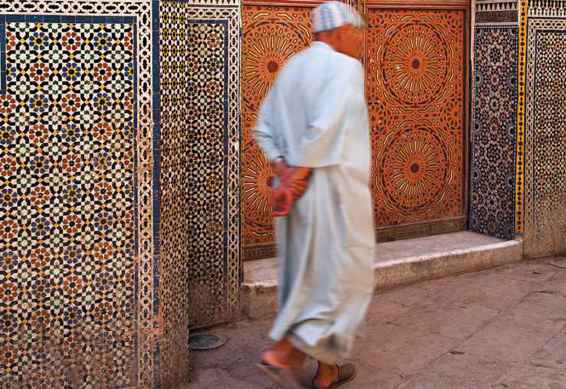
241,142,274,232
380,125,449,211
381,23,449,106
242,18,310,109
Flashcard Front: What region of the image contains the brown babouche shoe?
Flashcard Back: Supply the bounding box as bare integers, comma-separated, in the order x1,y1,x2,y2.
257,340,307,389
311,362,357,389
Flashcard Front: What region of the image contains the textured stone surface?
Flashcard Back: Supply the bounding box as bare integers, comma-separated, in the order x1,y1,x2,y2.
241,232,523,319
185,257,566,389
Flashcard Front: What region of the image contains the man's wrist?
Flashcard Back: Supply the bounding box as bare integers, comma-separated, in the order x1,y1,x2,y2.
271,156,287,177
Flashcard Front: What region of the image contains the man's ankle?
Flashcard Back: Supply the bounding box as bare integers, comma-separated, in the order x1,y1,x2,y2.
261,338,305,368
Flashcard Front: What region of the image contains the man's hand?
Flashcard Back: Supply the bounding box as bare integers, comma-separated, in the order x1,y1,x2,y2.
269,158,312,217
285,167,311,201
272,186,293,217
271,158,288,178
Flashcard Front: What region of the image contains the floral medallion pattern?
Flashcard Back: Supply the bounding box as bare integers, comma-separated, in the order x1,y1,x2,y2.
367,9,466,231
381,125,449,212
381,23,449,106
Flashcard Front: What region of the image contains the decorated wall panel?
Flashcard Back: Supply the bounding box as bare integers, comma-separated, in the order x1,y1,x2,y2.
524,15,566,257
242,5,469,258
515,0,528,234
470,3,518,239
366,8,467,239
158,1,191,386
183,4,241,328
0,0,158,387
241,5,312,261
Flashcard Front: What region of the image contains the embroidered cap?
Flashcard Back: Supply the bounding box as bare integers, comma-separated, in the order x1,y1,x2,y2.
311,1,364,33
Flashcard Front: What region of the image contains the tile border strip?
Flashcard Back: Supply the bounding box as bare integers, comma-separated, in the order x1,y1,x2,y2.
514,0,527,233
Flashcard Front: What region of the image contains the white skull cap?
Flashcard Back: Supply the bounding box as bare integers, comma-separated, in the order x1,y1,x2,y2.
311,1,364,33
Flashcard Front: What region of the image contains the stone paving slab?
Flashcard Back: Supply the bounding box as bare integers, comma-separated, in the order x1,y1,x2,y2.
184,257,566,389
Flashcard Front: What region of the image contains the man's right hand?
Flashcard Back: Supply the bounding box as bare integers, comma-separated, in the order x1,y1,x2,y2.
270,162,312,217
285,167,311,201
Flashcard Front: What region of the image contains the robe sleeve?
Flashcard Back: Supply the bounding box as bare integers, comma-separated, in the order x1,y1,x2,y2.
254,89,283,162
297,61,361,168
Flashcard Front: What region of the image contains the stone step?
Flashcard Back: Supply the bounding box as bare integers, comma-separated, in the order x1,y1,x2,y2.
240,231,523,319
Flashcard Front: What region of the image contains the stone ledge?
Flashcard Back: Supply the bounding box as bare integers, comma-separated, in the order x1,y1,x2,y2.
375,239,523,291
240,232,524,320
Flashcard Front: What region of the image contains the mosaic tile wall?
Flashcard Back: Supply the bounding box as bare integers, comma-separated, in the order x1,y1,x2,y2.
515,0,528,233
0,0,159,387
182,3,241,328
524,15,566,257
241,5,312,261
156,0,243,381
158,1,191,386
470,2,518,239
366,8,467,240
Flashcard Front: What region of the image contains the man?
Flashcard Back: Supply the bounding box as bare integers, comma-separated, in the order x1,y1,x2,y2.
254,2,375,388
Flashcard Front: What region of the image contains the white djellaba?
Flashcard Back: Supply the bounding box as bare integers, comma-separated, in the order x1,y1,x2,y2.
254,0,375,365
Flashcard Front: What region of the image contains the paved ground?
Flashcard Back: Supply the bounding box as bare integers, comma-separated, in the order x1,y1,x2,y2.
185,257,566,389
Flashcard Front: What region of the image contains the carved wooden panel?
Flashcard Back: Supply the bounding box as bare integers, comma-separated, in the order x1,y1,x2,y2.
241,5,312,260
241,5,468,259
366,9,467,235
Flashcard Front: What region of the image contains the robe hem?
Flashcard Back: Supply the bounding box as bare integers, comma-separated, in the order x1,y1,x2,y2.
288,333,345,365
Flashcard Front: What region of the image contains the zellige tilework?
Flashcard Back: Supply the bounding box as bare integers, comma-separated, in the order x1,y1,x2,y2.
470,25,518,239
158,1,191,386
183,4,241,329
524,17,566,257
0,0,159,386
0,18,139,387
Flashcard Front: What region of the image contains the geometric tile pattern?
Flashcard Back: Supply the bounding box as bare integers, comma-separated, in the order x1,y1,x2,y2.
157,1,191,386
366,9,467,236
241,5,312,261
183,5,241,328
524,17,566,257
515,0,528,233
0,0,158,387
475,0,518,25
470,26,518,239
0,18,138,387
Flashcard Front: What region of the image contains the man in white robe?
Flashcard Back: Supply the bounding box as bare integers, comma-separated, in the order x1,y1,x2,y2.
254,2,375,388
